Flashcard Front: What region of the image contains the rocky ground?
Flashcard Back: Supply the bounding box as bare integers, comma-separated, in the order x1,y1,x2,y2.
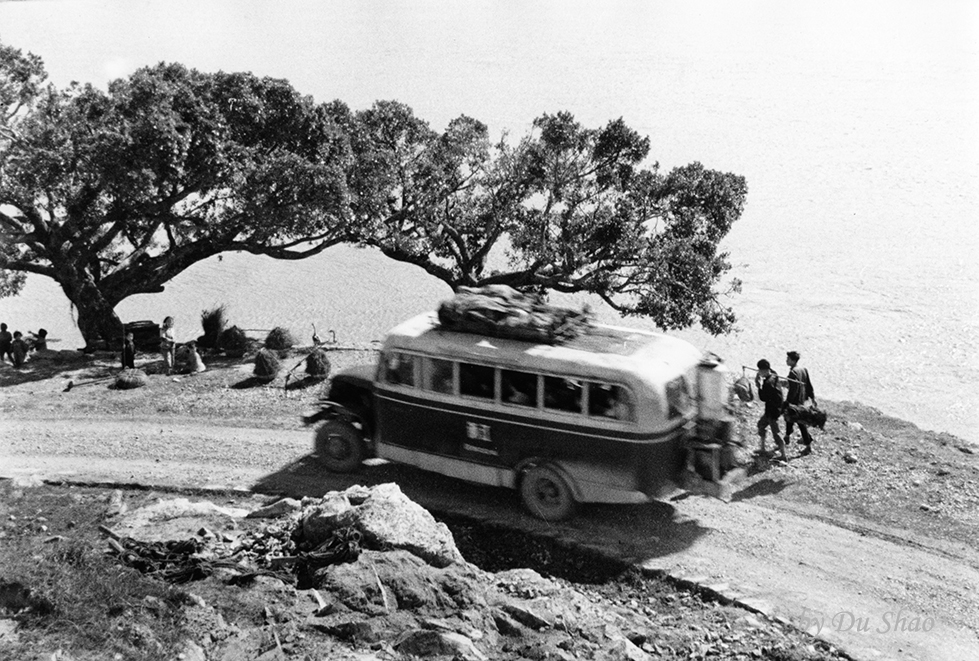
1,346,977,660
1,480,848,661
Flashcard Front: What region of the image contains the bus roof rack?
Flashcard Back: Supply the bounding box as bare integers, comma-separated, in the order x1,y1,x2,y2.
437,285,594,345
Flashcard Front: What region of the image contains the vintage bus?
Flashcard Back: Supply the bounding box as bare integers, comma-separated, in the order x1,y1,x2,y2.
303,306,742,520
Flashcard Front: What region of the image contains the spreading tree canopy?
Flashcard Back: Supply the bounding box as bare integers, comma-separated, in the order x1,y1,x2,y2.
337,102,747,334
1,42,747,346
0,43,354,344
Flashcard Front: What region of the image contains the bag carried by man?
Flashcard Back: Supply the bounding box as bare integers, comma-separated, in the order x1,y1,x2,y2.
733,374,754,402
783,402,828,430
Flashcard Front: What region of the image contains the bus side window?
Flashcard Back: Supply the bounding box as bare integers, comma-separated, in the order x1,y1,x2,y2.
588,383,635,422
384,352,416,387
544,376,582,414
423,357,455,394
459,362,494,399
501,369,538,407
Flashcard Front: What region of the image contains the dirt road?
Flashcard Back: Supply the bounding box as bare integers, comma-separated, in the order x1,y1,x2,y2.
2,415,977,661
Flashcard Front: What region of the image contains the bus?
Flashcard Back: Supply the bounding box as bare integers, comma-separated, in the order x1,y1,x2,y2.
303,301,742,520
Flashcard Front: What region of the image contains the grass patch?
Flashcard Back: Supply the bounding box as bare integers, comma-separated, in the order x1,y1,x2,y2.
0,485,192,660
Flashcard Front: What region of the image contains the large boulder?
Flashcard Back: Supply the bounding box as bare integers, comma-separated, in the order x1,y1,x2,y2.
314,549,486,615
298,484,465,568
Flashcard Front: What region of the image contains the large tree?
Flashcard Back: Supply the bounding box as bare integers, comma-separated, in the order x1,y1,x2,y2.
2,42,747,344
0,44,354,345
339,102,747,334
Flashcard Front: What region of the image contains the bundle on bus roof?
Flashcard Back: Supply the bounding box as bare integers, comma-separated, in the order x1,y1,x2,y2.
436,285,594,345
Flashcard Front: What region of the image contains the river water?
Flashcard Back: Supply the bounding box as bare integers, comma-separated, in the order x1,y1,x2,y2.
1,0,977,444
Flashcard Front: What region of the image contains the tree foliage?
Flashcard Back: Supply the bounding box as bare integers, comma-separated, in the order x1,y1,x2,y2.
341,104,747,334
1,42,747,345
1,43,354,342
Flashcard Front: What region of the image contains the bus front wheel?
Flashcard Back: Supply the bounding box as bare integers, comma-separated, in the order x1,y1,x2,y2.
520,464,576,521
314,420,364,473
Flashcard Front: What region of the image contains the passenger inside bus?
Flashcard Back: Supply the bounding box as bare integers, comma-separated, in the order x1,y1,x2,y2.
385,353,415,386
544,376,582,413
460,363,494,399
589,383,635,421
502,370,537,407
424,357,454,394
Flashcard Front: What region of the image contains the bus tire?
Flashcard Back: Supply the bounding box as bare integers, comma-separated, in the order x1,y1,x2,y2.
314,420,364,473
520,464,576,521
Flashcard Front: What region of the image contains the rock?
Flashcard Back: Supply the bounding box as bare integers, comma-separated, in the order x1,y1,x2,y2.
315,549,485,615
297,492,354,543
177,640,207,661
500,602,553,630
920,504,932,512
106,489,127,517
0,618,19,645
141,595,164,614
214,629,265,661
492,609,525,637
595,635,651,661
842,452,858,464
342,484,373,505
495,568,562,598
395,629,487,660
959,446,975,455
847,422,864,431
738,614,767,629
315,618,385,643
246,498,302,519
11,475,44,489
254,645,286,661
342,483,465,568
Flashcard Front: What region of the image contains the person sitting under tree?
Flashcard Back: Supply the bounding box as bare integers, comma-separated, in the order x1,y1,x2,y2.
10,331,29,368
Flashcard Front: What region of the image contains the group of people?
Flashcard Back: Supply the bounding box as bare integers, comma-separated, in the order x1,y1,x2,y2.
121,315,205,376
753,350,817,462
0,323,49,368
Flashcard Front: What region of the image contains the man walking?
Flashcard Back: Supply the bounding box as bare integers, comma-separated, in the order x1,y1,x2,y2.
755,359,787,462
783,350,816,456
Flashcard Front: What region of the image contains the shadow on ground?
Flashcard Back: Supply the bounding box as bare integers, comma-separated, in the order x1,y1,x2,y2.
0,346,231,387
731,477,792,502
231,376,274,389
252,454,710,562
284,376,327,392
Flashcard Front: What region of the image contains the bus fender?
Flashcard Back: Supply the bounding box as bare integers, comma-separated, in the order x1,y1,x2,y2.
301,400,361,428
514,458,585,503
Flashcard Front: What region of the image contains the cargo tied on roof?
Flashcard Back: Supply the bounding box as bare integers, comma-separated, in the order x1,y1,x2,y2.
436,285,594,345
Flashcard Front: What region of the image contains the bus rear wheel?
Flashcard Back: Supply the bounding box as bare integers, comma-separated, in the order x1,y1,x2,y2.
314,420,364,473
520,464,576,521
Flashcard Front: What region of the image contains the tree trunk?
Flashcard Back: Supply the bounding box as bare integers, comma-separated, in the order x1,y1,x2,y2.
60,280,125,350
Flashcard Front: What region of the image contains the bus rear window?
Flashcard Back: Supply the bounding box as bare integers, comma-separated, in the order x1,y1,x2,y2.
665,376,691,419
588,383,635,422
383,352,416,387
